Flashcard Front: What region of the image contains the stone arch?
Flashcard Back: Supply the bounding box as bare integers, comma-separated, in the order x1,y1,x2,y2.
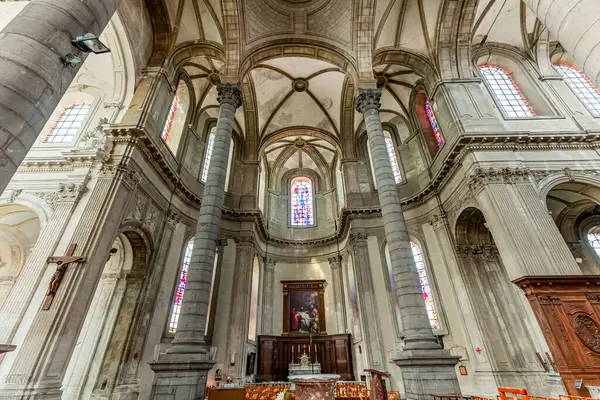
454,207,552,394
0,204,41,308
84,226,153,399
472,43,558,117
239,42,359,85
372,49,440,93
545,179,600,275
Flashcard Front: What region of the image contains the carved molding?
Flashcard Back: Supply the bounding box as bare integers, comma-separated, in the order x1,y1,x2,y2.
234,235,255,248
573,314,600,354
31,182,87,210
455,244,499,260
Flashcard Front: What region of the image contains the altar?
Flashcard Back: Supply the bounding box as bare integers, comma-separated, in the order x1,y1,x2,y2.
257,334,353,381
288,347,321,376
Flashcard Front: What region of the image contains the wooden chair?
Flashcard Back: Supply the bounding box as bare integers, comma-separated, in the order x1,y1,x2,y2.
388,390,400,400
497,388,530,400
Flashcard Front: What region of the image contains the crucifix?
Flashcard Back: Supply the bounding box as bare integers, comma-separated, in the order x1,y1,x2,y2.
41,243,85,311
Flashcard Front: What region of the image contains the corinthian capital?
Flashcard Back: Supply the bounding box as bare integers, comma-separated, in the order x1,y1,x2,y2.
355,88,382,113
217,84,243,109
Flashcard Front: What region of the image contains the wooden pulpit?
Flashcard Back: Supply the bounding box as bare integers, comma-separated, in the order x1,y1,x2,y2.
365,369,390,400
514,275,600,396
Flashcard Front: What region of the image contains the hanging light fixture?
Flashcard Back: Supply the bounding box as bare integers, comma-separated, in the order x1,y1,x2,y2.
72,33,111,54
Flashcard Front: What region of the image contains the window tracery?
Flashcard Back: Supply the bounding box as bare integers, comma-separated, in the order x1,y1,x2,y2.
384,132,402,183
411,241,440,330
587,228,600,259
425,100,444,148
555,65,600,117
290,177,314,226
201,126,216,182
479,66,534,118
43,104,90,143
168,239,193,333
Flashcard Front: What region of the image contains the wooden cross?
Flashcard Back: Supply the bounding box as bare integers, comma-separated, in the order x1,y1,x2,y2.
41,243,85,311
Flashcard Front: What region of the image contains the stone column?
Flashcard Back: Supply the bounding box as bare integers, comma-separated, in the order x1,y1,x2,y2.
328,256,347,334
356,88,461,399
522,0,600,86
349,233,385,369
0,0,122,194
224,236,255,379
260,258,276,335
149,84,242,399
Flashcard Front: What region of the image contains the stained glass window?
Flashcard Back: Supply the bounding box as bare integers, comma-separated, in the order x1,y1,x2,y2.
411,242,440,330
168,239,193,333
161,93,180,143
43,104,90,143
384,134,402,183
480,66,534,118
201,127,216,182
555,65,600,117
291,177,314,226
425,100,444,148
588,228,600,259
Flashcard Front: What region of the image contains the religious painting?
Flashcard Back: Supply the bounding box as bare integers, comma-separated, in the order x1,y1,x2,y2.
281,280,327,335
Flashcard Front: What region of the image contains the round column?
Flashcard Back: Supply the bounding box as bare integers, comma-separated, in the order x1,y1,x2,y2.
0,0,121,194
523,0,600,86
170,84,242,354
356,88,438,350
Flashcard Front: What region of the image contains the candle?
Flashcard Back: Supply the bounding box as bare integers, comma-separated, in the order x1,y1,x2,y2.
393,341,398,357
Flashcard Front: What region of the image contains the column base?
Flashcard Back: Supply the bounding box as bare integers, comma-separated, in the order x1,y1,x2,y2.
149,352,214,400
393,349,461,400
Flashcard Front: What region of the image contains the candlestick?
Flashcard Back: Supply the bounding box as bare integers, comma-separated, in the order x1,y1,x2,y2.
314,344,318,362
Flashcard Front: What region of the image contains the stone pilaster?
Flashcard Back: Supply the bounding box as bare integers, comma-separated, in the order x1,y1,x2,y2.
260,258,276,335
224,236,256,379
356,88,460,399
149,84,242,400
469,168,581,280
0,185,85,345
206,240,227,342
0,0,122,194
328,256,347,334
522,0,600,86
348,232,385,369
0,164,139,398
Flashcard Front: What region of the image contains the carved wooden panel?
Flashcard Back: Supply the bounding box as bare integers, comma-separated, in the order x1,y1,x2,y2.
514,276,600,396
257,334,354,382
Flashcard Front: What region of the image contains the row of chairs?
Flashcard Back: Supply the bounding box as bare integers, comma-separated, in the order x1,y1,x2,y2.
471,388,600,400
243,382,400,400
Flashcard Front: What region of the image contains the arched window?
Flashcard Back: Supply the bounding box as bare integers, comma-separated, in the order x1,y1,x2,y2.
290,177,314,226
415,91,444,156
200,126,216,182
383,131,402,184
248,256,260,341
43,104,91,143
479,66,534,118
587,227,600,259
161,81,189,155
425,100,444,149
555,65,600,117
168,239,193,333
410,241,440,330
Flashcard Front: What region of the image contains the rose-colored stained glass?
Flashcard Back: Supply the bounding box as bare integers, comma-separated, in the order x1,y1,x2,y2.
291,177,314,226
161,93,180,142
168,239,193,333
555,65,600,117
201,127,216,182
425,100,444,148
479,65,534,118
384,135,402,183
411,241,440,330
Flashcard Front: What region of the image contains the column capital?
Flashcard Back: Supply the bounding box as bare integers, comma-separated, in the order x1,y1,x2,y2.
264,258,276,270
328,255,342,269
355,88,382,114
234,235,255,248
217,84,243,109
348,232,369,246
